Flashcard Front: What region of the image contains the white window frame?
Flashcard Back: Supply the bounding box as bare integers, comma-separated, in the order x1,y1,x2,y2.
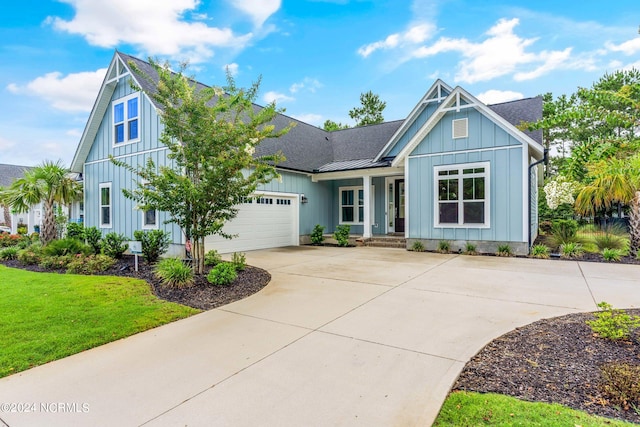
112,92,140,146
433,162,490,228
140,183,158,230
99,182,112,229
339,186,364,225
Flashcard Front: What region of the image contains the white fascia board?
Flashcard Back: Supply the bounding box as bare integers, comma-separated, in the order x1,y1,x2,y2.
311,166,404,182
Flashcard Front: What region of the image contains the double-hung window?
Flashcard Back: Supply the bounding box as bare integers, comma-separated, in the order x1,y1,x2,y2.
113,93,140,145
141,183,158,229
339,186,364,224
435,162,489,227
99,183,112,228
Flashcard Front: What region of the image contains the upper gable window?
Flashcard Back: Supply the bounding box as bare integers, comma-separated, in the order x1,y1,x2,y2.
113,93,140,145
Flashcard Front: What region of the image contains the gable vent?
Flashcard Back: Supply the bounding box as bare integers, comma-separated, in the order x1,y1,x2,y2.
452,118,468,139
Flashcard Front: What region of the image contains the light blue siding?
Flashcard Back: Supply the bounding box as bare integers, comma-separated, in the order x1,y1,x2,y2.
386,102,439,158
329,178,386,235
530,165,539,245
408,108,526,243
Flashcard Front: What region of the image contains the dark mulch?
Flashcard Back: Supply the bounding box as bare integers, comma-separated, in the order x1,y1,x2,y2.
453,310,640,424
1,255,271,311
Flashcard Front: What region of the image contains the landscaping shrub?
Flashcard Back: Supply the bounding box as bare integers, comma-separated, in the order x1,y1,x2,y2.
84,226,102,254
66,222,85,240
333,225,350,247
0,233,26,248
66,254,115,275
587,302,640,341
594,233,627,252
154,258,194,288
207,262,237,286
411,241,425,252
310,224,325,245
602,248,623,262
496,244,512,257
133,229,171,264
101,232,129,259
600,363,640,410
437,240,450,254
43,238,92,257
0,246,19,260
545,219,581,249
559,242,584,259
38,255,73,270
464,242,477,255
530,244,550,259
232,252,246,271
204,249,222,267
17,225,27,235
17,243,43,265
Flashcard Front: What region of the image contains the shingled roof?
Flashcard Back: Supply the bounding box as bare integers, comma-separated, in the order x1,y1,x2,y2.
488,96,543,145
0,163,32,188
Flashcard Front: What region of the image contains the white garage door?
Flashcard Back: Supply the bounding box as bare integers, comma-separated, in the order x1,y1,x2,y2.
204,193,298,254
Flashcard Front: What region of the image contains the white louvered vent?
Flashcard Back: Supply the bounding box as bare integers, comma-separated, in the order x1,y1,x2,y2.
452,118,468,139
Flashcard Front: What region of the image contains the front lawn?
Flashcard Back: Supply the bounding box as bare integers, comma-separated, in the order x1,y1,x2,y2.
434,391,637,426
0,265,199,378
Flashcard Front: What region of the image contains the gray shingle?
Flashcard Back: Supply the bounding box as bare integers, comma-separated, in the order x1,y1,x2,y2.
488,96,543,145
0,163,32,188
330,120,404,162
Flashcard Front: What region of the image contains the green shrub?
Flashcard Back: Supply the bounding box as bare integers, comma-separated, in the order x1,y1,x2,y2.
66,254,115,275
133,229,171,264
154,258,194,288
496,244,512,257
39,255,73,270
602,248,622,262
43,238,92,257
0,233,27,248
545,219,581,249
102,232,128,259
437,240,450,254
84,226,102,254
17,242,43,265
204,249,222,267
411,241,425,252
0,246,19,260
17,225,27,235
232,252,246,271
594,233,627,251
464,242,477,255
207,262,237,286
530,244,550,259
310,224,325,245
587,302,640,341
600,363,640,410
66,222,85,240
559,242,584,259
333,225,351,247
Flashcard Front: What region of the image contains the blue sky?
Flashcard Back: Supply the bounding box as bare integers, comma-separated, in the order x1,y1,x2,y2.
1,0,638,167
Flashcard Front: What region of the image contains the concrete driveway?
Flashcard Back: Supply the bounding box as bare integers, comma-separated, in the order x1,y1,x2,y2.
1,246,639,427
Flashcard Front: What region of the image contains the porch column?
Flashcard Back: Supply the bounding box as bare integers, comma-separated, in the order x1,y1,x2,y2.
363,175,371,238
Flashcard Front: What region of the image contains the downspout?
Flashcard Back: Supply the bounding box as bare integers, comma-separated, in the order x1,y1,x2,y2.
528,148,548,249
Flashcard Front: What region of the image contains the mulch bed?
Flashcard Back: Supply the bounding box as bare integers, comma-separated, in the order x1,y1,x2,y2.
1,255,271,311
453,310,640,424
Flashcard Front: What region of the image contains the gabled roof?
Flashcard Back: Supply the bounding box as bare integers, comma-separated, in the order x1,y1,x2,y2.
488,96,543,145
0,163,33,188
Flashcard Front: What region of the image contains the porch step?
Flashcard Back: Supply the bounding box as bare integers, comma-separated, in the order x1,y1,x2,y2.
361,237,407,249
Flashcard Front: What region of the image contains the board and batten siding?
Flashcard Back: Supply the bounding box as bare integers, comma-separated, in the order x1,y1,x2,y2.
407,108,525,243
329,177,386,235
386,102,440,158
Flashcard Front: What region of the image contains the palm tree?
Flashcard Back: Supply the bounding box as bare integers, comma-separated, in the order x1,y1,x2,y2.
574,154,640,257
0,187,11,229
4,160,82,244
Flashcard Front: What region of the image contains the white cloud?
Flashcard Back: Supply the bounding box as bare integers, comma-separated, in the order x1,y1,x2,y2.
0,136,16,151
358,22,435,57
477,89,524,104
291,113,323,126
49,0,252,63
8,68,106,112
228,0,280,28
289,77,322,93
263,91,294,104
66,129,83,138
622,60,640,71
606,37,640,55
411,18,573,84
224,63,239,76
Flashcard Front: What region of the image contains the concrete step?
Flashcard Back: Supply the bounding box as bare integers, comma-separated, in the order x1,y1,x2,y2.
362,237,407,249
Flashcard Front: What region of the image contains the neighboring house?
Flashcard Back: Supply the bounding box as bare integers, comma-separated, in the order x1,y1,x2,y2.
71,52,544,255
0,163,41,234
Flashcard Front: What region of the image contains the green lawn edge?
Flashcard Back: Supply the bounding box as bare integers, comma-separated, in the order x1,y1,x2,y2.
0,265,200,378
434,391,638,426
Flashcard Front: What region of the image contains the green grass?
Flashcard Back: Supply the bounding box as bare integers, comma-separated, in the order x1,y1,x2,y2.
0,265,200,378
434,391,637,426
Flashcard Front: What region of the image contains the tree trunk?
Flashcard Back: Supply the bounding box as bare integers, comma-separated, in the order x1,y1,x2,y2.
628,191,640,258
2,205,10,229
41,201,56,244
198,237,205,275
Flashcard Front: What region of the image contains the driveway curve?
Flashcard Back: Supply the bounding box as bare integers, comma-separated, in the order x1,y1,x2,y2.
1,246,639,426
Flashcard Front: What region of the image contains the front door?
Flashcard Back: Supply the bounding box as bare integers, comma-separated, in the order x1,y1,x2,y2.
394,179,405,233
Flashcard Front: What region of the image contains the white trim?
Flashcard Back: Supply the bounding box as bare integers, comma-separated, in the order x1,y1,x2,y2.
452,118,468,139
338,186,364,225
522,146,530,242
84,147,169,166
99,182,112,229
384,177,394,234
112,92,141,147
408,144,521,160
312,166,403,182
140,182,159,230
404,156,409,238
433,162,490,229
363,176,371,238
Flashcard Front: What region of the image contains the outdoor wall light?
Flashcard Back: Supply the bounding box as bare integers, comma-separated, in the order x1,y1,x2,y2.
301,194,308,204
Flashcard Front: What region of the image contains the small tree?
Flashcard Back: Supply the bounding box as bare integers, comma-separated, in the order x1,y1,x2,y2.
322,120,349,131
348,90,386,126
115,60,291,274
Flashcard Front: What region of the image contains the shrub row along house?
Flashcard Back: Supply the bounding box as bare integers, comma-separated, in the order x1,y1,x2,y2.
70,51,544,256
